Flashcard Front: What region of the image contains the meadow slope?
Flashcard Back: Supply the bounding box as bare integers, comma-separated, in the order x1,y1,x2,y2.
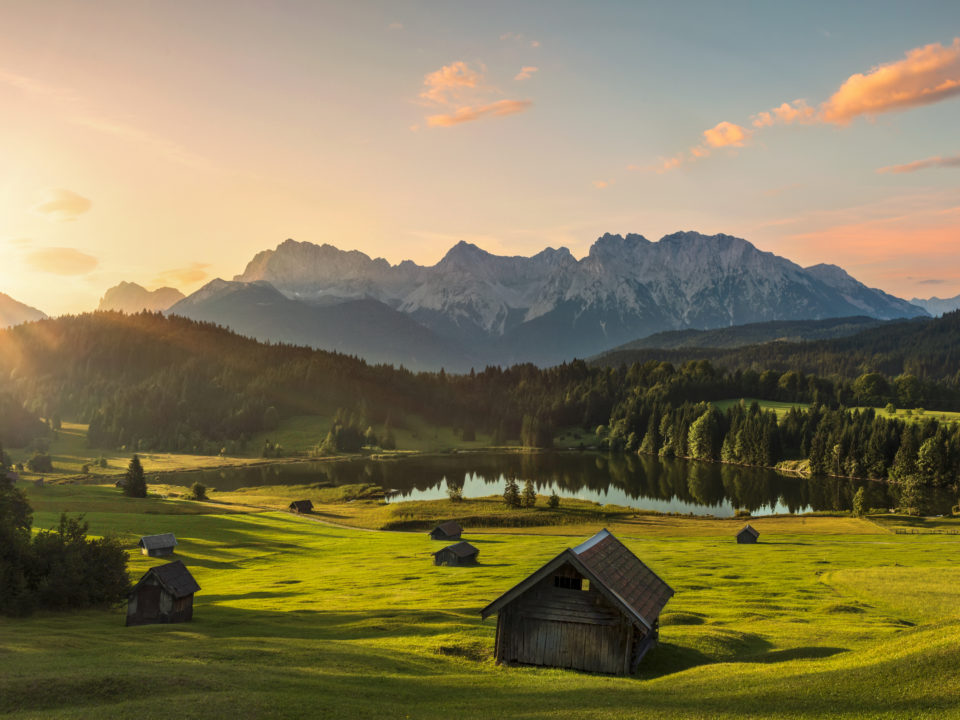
2,486,960,719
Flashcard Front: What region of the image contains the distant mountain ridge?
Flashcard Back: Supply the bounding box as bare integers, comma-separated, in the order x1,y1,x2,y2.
98,282,185,313
910,293,960,317
603,316,889,353
214,231,928,367
0,292,47,329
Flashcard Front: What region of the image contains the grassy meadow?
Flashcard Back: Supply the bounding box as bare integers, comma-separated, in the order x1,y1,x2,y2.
3,482,960,718
713,398,960,425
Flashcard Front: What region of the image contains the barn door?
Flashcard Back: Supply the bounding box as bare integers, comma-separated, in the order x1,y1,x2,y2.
139,585,161,617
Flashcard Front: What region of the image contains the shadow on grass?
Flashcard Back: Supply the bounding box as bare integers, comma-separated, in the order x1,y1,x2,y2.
749,646,847,663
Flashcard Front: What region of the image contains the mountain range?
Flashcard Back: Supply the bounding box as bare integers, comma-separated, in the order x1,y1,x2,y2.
97,282,185,313
0,292,46,329
164,231,927,369
910,293,960,317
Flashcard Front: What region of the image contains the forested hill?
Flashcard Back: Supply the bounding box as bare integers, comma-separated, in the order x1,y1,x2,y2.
593,312,960,382
0,312,594,453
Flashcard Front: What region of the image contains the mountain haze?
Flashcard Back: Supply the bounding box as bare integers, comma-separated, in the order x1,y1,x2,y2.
183,231,933,368
98,282,185,313
910,293,960,317
0,292,47,329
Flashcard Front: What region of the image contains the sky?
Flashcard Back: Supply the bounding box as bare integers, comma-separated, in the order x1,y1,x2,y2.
1,0,959,315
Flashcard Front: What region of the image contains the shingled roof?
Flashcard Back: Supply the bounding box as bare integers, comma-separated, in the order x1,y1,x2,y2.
138,533,177,550
480,529,674,629
434,541,478,558
738,524,759,538
133,560,200,599
432,520,463,536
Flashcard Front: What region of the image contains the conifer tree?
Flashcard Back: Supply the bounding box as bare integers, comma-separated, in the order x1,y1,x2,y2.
123,454,147,498
521,479,537,508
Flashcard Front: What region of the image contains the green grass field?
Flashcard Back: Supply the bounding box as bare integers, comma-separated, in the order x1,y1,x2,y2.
4,483,960,718
714,399,960,425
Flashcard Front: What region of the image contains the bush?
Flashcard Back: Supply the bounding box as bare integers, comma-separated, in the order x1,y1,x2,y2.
447,485,463,502
26,453,53,473
734,509,751,518
852,487,865,517
548,491,560,509
190,482,207,501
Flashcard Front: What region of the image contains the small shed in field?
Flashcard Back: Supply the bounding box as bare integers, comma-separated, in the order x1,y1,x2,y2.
736,524,759,544
480,529,674,675
126,560,200,626
138,533,177,557
434,541,479,566
289,499,314,514
429,520,463,541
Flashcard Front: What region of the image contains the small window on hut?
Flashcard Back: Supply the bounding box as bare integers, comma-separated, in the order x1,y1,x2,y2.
554,575,584,591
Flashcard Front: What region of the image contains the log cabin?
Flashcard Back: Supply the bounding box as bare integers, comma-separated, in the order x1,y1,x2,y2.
480,529,673,675
736,524,759,543
289,500,314,514
434,541,479,566
429,520,463,541
138,533,177,557
126,560,200,626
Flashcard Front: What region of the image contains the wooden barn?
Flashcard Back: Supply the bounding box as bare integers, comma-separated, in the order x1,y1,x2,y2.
138,533,177,557
289,499,314,514
126,560,200,626
736,524,759,544
434,541,479,566
429,520,463,541
480,529,674,675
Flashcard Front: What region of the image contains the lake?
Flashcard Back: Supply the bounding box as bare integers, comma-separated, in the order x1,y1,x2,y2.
156,451,949,517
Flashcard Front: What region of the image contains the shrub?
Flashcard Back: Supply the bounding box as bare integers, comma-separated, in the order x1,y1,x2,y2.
548,491,560,509
26,453,53,473
734,509,751,518
190,482,207,501
852,487,865,517
447,485,463,503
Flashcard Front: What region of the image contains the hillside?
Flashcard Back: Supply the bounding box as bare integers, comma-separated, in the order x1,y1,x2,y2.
605,316,888,352
594,311,960,381
0,292,46,329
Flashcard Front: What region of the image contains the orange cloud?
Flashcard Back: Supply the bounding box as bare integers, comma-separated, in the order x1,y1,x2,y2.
820,38,960,124
26,247,98,275
152,262,211,287
427,99,532,127
690,145,710,158
515,66,539,81
420,61,483,105
592,180,610,189
877,153,960,174
752,100,816,128
32,188,92,221
702,121,750,148
658,154,684,173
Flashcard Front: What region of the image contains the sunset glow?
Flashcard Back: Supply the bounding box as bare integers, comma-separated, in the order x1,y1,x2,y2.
1,1,959,314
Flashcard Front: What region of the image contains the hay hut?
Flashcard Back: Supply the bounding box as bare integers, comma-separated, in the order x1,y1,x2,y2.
480,529,673,675
289,499,314,514
433,541,479,566
736,524,759,544
126,560,200,626
138,533,177,557
429,520,463,541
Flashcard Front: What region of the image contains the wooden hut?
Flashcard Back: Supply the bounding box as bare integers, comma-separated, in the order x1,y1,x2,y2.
138,533,177,557
480,529,674,675
126,560,200,626
736,524,759,544
429,520,463,541
434,541,479,566
289,499,314,514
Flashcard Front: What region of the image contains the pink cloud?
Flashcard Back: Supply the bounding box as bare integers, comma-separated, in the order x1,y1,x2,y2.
426,99,532,127
419,61,483,105
877,153,960,174
702,121,751,148
752,100,817,128
821,38,960,124
515,66,539,81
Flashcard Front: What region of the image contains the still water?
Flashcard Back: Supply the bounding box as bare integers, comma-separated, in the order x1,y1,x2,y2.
158,452,946,517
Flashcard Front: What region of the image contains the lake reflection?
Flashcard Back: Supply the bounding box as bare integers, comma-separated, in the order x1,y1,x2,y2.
157,452,949,517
